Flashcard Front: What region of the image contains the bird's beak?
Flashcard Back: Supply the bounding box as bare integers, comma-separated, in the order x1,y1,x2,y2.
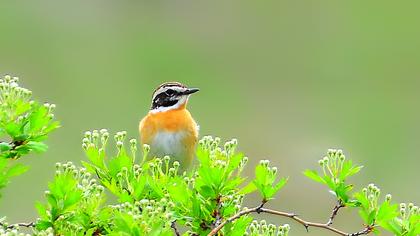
182,88,200,95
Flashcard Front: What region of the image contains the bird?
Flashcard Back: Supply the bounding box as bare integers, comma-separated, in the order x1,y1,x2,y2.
139,82,199,170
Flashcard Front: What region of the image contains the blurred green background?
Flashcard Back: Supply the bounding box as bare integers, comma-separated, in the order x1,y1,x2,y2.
0,1,419,235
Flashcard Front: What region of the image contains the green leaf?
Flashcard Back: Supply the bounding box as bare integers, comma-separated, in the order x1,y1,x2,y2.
35,220,53,231
224,216,252,236
28,105,49,132
273,177,288,193
304,170,325,184
6,164,29,178
239,182,257,195
0,142,12,152
35,202,49,220
63,190,82,210
25,141,48,153
5,123,20,138
255,164,268,186
376,202,398,223
381,220,402,235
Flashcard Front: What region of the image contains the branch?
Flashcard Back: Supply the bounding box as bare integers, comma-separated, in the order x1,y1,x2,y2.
208,203,265,236
326,200,345,226
0,221,35,229
171,221,181,236
211,195,223,229
207,205,373,236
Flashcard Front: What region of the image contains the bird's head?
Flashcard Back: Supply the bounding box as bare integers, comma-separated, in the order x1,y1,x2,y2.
150,82,199,113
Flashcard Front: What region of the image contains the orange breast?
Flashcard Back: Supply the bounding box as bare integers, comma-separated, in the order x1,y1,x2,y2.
139,106,199,165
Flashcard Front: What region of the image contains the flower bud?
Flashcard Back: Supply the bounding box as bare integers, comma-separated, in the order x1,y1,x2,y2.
271,167,278,175
143,144,150,153
82,138,90,144
408,203,414,210
231,138,238,146
84,131,92,139
411,206,418,215
55,162,62,169
92,131,99,140
129,139,137,146
49,103,56,111
173,161,180,168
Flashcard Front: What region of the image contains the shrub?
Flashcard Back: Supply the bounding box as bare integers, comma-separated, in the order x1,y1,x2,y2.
0,75,418,236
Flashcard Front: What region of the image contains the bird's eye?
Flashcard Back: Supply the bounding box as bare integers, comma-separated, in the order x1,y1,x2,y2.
165,89,175,96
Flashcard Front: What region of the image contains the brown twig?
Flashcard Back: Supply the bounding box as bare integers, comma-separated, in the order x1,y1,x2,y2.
207,205,373,236
0,221,35,229
208,203,265,236
211,195,223,229
326,200,345,226
171,221,181,236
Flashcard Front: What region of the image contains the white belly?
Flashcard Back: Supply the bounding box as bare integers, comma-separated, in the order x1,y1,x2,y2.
150,131,186,159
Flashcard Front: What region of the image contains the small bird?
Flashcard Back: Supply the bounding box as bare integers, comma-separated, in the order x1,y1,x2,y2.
139,82,199,170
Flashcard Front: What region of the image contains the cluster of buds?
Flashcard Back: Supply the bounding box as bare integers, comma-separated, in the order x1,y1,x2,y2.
224,138,238,156
318,149,346,180
198,136,246,171
55,162,104,198
399,202,419,220
82,130,138,162
183,175,196,188
0,75,49,126
82,129,109,151
113,198,175,232
61,221,85,234
361,183,382,210
0,75,32,106
42,103,56,121
223,194,244,213
148,157,180,178
132,164,143,179
199,136,238,158
0,227,31,236
35,227,54,236
54,161,78,177
199,136,226,160
260,160,278,177
114,130,138,160
115,166,133,193
246,220,290,236
238,156,249,173
114,131,127,151
198,136,220,151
